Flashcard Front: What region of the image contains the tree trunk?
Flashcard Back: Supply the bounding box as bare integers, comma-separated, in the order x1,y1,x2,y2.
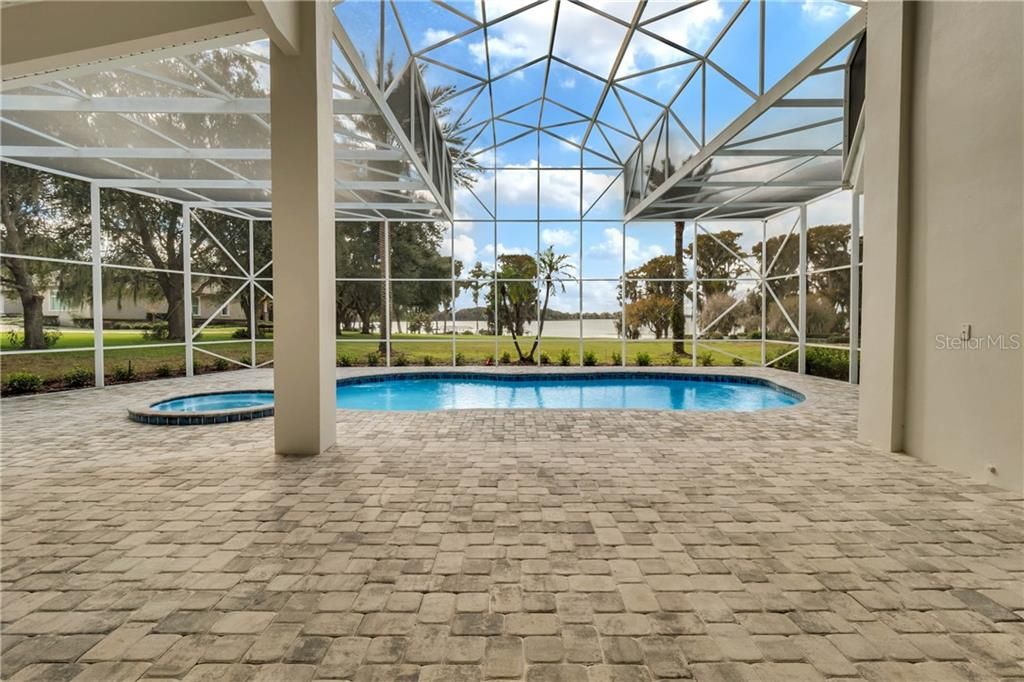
165,285,186,341
672,220,688,355
20,293,47,350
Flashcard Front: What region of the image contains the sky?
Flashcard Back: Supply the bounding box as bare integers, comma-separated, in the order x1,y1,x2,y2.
334,0,860,313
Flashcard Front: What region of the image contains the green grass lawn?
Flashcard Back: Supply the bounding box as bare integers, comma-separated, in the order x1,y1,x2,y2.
1,327,812,394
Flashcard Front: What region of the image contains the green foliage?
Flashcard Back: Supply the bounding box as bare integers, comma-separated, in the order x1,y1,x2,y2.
212,358,230,371
583,351,598,366
499,351,512,365
558,349,572,366
422,355,435,367
231,328,250,339
393,353,409,367
731,356,746,367
539,352,551,365
806,347,849,380
239,354,251,366
611,351,622,365
6,328,62,349
454,352,466,366
63,366,93,388
668,352,682,366
461,329,475,335
111,362,136,381
698,352,715,367
635,352,652,367
154,364,173,378
338,354,353,367
4,371,43,394
366,352,381,367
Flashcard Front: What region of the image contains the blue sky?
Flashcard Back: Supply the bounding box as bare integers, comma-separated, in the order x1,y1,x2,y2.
334,0,859,312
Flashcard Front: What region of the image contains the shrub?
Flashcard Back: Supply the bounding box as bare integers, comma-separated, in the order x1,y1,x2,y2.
6,328,62,349
731,357,746,367
582,350,598,366
558,349,572,366
72,317,92,328
539,352,551,365
635,352,652,367
747,329,762,339
461,329,475,335
111,362,136,381
484,354,495,366
231,328,249,339
393,353,409,367
668,352,682,366
611,351,622,365
698,352,715,367
806,347,849,380
212,358,230,372
455,352,466,366
154,364,173,378
500,351,512,365
63,367,93,388
338,354,353,367
239,354,251,367
142,323,169,341
4,371,42,394
422,355,435,367
366,352,381,367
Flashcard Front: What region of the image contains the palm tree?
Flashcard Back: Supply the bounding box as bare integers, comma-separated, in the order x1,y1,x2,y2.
336,52,481,354
502,247,575,363
468,261,488,332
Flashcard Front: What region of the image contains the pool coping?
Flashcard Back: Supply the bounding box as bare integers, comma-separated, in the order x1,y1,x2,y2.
127,371,804,425
127,390,275,426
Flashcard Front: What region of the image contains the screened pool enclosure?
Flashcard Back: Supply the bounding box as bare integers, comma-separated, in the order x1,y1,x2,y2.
0,0,865,392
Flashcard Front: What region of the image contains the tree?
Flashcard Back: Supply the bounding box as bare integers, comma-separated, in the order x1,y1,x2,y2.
0,164,91,349
491,249,574,363
335,53,481,354
467,261,488,331
521,247,575,362
101,191,189,339
619,255,685,339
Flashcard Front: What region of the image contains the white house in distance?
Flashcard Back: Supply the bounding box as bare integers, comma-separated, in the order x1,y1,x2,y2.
0,289,247,327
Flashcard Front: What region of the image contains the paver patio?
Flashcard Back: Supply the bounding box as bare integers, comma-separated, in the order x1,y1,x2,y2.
2,368,1022,681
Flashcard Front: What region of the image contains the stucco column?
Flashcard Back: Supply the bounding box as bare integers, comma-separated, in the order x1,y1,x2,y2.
270,1,335,455
856,0,915,452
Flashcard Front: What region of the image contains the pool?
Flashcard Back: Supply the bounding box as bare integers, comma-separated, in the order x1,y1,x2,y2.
335,373,803,411
131,373,802,424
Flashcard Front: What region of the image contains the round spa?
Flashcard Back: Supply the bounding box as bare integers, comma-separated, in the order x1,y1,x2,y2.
129,373,802,424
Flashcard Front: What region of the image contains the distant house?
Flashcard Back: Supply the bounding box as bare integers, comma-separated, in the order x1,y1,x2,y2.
0,289,248,327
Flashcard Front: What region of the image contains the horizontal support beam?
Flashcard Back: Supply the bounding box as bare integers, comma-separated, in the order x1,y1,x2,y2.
186,201,440,210
0,146,406,161
775,98,844,107
0,94,378,115
711,149,843,157
94,178,426,190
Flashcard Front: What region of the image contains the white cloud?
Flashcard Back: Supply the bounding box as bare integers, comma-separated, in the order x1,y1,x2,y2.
492,161,619,215
541,228,577,248
581,279,620,313
423,28,456,46
465,0,725,78
800,0,858,22
587,227,665,269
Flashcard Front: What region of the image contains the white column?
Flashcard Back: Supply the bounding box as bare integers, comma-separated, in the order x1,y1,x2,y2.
383,219,391,367
760,219,766,367
248,219,257,367
270,0,336,456
90,183,104,387
849,193,861,384
798,203,807,374
691,223,699,367
182,205,193,377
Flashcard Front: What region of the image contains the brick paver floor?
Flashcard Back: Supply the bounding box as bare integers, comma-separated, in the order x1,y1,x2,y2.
2,367,1022,681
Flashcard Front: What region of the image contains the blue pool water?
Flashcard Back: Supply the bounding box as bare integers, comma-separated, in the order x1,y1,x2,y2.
334,375,801,411
153,391,274,412
149,375,802,414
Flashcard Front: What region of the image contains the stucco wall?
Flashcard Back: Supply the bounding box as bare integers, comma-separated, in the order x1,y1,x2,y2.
861,2,1023,491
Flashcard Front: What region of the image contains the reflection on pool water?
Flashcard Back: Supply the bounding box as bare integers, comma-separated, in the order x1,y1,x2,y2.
334,374,802,411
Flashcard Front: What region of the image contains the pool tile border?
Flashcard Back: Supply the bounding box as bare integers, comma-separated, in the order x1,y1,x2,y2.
127,390,275,426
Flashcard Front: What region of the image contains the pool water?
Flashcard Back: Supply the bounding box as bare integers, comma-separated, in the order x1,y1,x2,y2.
148,375,802,414
336,374,801,411
153,391,274,412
